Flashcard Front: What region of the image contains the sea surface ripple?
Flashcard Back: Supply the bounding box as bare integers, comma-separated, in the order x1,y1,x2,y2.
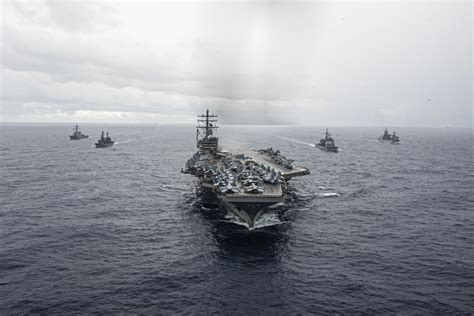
0,124,473,314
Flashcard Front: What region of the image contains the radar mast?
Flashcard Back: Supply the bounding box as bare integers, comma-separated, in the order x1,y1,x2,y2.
196,108,219,151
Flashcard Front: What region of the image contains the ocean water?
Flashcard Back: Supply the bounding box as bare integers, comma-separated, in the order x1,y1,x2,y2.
0,123,473,314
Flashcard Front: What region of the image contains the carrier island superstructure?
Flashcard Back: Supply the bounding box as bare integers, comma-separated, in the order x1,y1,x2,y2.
183,109,310,228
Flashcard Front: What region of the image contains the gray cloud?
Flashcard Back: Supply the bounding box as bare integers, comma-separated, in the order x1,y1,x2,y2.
0,0,472,126
11,0,118,32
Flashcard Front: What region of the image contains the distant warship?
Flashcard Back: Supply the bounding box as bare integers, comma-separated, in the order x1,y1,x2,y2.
95,131,114,148
69,125,88,140
316,129,338,152
183,109,310,228
390,131,400,144
378,128,400,144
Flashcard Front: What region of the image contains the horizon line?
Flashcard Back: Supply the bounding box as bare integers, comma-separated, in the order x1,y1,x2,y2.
0,121,471,129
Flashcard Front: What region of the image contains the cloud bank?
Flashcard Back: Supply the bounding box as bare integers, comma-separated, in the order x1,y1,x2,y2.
1,0,472,126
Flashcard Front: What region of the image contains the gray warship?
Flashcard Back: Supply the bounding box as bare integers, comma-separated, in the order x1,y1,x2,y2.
390,131,400,144
316,128,338,152
183,109,310,228
378,128,400,144
69,125,88,140
95,131,114,148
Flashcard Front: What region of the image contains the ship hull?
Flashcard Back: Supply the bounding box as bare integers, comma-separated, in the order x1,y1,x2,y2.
378,139,400,144
199,180,283,228
222,199,283,228
95,142,114,148
70,136,88,140
315,144,338,152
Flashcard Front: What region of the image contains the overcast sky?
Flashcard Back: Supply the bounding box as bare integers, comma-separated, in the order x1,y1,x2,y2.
1,0,472,126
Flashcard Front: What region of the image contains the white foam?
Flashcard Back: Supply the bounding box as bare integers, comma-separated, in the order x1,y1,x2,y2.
253,212,288,230
276,136,315,148
222,212,250,228
254,220,288,230
224,212,238,220
114,134,161,145
139,134,162,140
317,192,340,197
268,202,286,209
114,139,136,145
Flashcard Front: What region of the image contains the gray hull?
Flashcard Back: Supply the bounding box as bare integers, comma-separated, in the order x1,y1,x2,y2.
95,142,114,148
378,139,400,144
222,199,282,228
316,144,338,152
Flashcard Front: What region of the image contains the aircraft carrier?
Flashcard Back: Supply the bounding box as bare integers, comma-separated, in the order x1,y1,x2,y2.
183,109,310,228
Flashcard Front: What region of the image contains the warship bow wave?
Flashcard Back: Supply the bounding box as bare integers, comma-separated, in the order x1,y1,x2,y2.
182,109,310,228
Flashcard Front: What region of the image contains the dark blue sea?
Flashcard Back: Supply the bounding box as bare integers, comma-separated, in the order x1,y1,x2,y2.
0,123,473,314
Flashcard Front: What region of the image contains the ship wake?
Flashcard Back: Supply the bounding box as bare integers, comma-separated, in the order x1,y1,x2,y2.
316,192,340,197
276,136,315,148
115,134,162,145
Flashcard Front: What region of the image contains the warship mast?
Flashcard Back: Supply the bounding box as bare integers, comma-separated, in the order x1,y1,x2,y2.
196,108,219,152
69,124,88,140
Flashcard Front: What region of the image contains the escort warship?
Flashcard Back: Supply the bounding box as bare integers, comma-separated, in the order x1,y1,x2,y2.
378,128,400,144
69,125,88,140
183,109,310,228
95,131,114,148
316,128,338,152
